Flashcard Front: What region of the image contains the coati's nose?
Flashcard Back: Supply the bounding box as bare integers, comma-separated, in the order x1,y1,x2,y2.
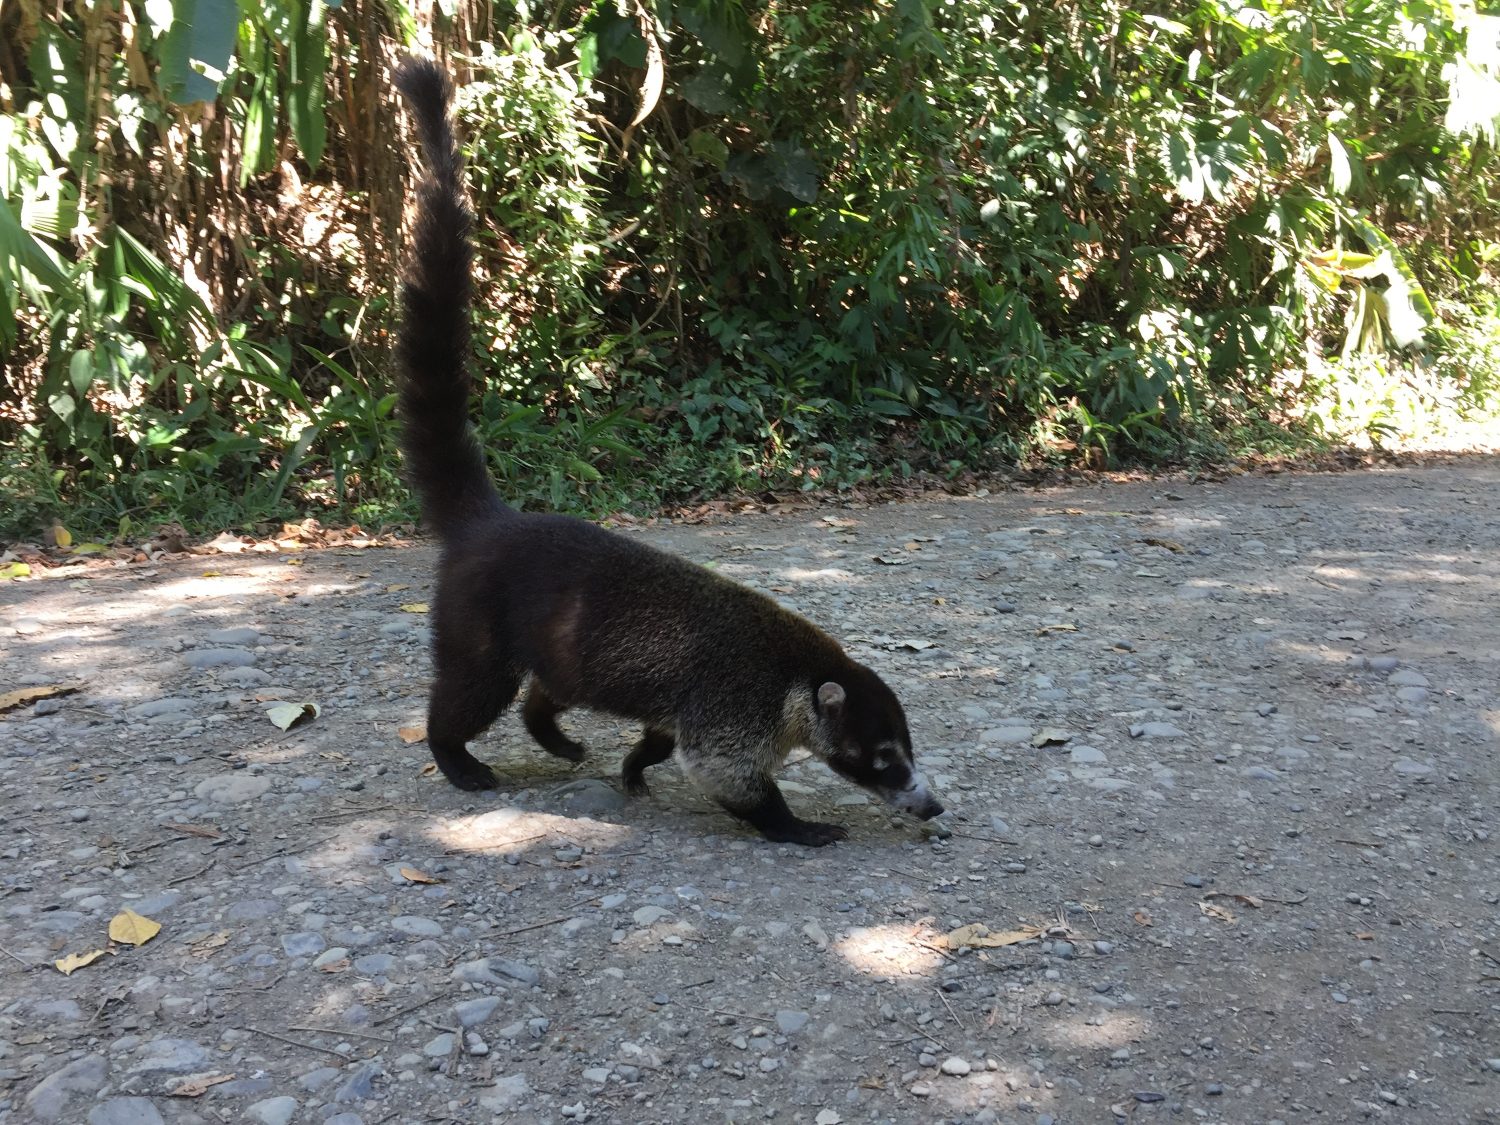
917,796,944,820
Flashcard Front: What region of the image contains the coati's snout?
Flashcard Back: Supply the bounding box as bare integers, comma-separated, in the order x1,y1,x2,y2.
815,678,945,822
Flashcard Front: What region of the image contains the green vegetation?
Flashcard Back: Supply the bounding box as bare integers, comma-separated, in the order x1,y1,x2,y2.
3,0,1499,541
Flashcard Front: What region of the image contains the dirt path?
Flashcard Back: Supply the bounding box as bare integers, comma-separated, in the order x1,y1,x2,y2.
3,462,1498,1124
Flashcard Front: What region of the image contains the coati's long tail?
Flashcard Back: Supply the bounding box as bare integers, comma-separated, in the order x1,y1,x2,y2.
394,58,508,538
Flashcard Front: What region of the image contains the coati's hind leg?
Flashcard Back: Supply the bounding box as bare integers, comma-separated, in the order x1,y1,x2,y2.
427,665,522,791
622,729,675,796
680,748,848,847
521,678,587,763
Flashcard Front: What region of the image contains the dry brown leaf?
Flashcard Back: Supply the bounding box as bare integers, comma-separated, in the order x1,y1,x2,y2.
1035,623,1078,636
400,866,442,885
419,762,438,776
399,602,430,614
54,949,110,975
109,909,162,947
385,583,411,592
940,922,1044,950
1030,727,1073,747
189,931,231,957
266,701,320,731
1354,931,1375,941
397,725,427,744
0,684,79,713
1141,536,1186,552
1132,910,1154,927
1198,901,1236,923
163,822,223,840
317,958,352,974
1206,891,1263,909
169,1074,234,1098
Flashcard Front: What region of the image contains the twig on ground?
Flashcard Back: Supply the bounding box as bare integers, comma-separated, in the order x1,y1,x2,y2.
240,1025,349,1058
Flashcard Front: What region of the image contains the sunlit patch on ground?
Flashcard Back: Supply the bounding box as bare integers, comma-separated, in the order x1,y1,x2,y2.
834,922,946,977
431,806,635,854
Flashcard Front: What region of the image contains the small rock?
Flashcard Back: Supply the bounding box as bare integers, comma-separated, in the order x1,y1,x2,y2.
1041,991,1064,1006
281,931,326,958
633,906,673,926
391,915,443,938
88,1098,164,1125
583,1066,611,1083
247,1096,300,1125
1392,758,1433,777
453,996,502,1027
775,1010,810,1035
1484,1058,1500,1073
207,626,262,645
335,1062,381,1102
551,778,626,814
183,647,257,669
479,1073,531,1111
940,1056,971,1077
194,773,271,803
1130,721,1186,738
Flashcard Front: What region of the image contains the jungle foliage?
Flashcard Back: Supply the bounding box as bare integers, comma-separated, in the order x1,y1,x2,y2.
2,0,1499,539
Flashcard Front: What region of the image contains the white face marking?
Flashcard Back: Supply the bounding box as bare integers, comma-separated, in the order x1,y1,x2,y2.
887,770,934,814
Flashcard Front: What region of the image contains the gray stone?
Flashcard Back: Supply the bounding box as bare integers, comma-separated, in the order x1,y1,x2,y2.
1388,669,1429,687
247,1096,300,1125
298,1066,341,1090
633,905,673,926
940,1056,972,1077
324,1116,366,1125
24,1054,109,1121
775,1010,810,1034
1393,758,1433,776
281,931,327,957
354,953,396,975
1069,746,1108,765
226,898,279,922
1395,686,1428,704
335,1061,381,1101
453,996,502,1027
314,947,350,968
127,697,196,719
453,956,539,987
194,773,271,803
127,1039,209,1077
88,1097,164,1125
391,915,443,938
479,1073,531,1111
423,1033,455,1057
183,647,257,669
551,778,627,815
207,626,261,645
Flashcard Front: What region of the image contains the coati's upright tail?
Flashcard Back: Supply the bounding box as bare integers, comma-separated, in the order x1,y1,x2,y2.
394,58,508,538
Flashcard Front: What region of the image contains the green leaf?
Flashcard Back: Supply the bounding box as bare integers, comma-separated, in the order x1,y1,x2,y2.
577,32,599,80
68,350,94,396
157,0,241,104
288,0,329,166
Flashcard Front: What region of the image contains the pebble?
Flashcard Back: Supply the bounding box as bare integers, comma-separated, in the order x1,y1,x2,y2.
247,1096,300,1125
335,1062,381,1101
1042,991,1064,1006
453,996,502,1027
1485,1059,1500,1073
1392,758,1433,776
282,931,326,957
24,1055,109,1122
194,773,271,803
551,778,627,814
391,915,444,938
940,1056,971,1076
775,1010,810,1034
1130,721,1186,738
88,1098,164,1125
183,647,257,669
478,1073,530,1111
207,626,262,645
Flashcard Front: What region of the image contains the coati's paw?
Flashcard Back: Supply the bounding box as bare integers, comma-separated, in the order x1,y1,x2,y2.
622,772,650,797
545,739,587,764
437,755,498,791
767,820,849,847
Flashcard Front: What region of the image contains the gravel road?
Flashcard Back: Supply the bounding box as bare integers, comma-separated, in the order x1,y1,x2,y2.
2,461,1497,1124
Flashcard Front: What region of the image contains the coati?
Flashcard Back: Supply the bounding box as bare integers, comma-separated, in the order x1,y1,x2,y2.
393,58,944,847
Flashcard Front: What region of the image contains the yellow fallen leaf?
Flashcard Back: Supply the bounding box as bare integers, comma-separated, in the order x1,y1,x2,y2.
385,583,411,592
400,866,442,885
1,562,31,580
397,725,427,744
109,909,162,947
400,602,430,614
55,949,109,975
72,542,109,556
939,922,1044,950
200,570,221,578
266,701,320,731
49,523,72,549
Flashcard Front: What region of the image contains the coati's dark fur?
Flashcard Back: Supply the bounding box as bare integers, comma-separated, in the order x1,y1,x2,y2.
393,59,943,846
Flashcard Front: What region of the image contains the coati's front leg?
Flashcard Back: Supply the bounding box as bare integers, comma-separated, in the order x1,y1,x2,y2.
426,665,519,791
622,729,675,796
521,679,587,763
681,749,848,847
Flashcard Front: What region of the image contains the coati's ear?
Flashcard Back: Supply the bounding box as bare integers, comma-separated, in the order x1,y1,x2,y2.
816,681,846,715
